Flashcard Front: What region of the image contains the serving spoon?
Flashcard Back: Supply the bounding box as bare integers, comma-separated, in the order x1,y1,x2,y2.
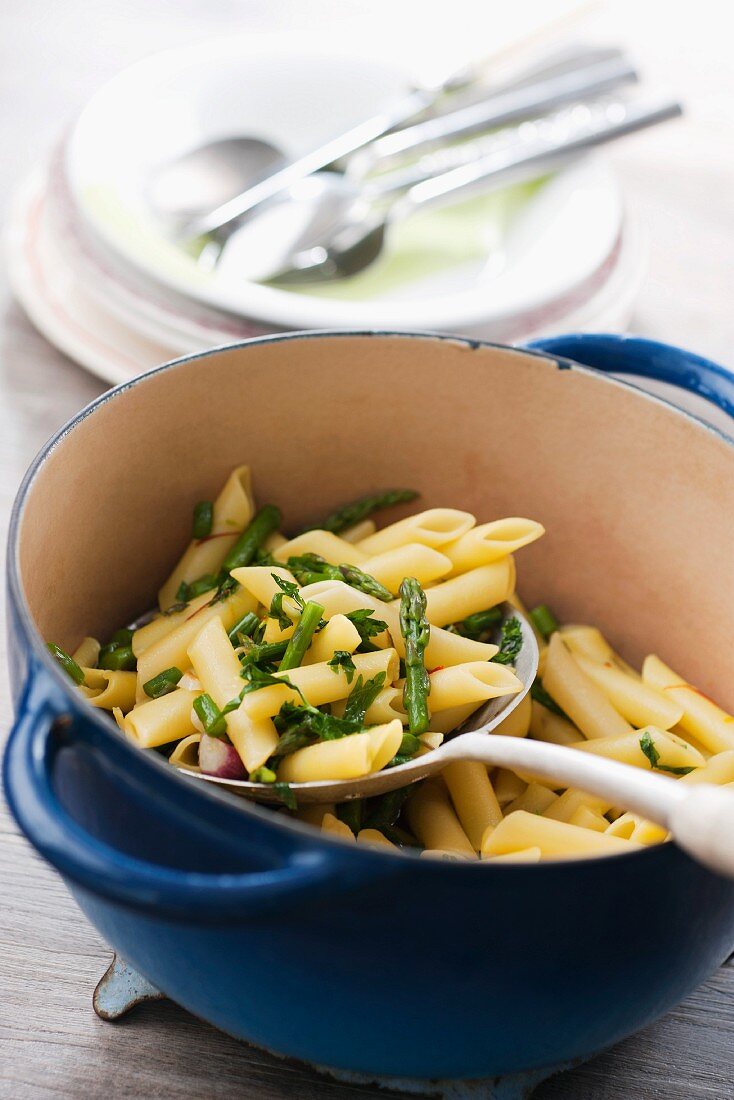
193,605,734,878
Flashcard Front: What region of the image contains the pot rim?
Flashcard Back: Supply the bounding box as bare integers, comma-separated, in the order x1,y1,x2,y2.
8,328,734,873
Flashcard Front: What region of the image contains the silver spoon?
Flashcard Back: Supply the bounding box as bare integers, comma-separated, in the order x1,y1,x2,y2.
265,96,682,284
183,47,635,249
146,136,285,226
193,606,734,879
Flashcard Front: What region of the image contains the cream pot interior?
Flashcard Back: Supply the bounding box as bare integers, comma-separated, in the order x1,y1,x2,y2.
17,333,734,711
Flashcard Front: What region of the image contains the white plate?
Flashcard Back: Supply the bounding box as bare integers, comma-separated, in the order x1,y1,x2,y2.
7,168,644,387
65,33,625,333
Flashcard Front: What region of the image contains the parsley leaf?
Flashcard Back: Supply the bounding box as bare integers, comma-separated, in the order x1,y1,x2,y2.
343,671,386,724
327,650,357,682
274,782,297,810
268,573,305,630
491,617,523,666
345,608,388,649
639,730,695,775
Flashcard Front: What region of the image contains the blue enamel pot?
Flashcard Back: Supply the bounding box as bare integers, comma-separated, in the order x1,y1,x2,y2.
5,332,734,1080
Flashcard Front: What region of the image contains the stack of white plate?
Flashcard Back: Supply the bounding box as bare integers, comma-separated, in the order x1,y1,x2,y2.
7,34,647,386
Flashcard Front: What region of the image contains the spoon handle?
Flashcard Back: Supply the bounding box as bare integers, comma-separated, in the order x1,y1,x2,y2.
391,97,683,222
359,53,637,176
441,733,734,878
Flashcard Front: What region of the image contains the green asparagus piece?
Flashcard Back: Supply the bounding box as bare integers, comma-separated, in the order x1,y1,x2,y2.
302,489,419,534
47,643,85,685
110,628,134,646
143,666,183,699
192,500,214,539
278,601,325,672
398,577,431,735
98,643,136,671
249,765,277,784
447,606,502,641
529,603,559,640
338,564,392,602
221,504,282,572
228,611,265,645
193,693,228,738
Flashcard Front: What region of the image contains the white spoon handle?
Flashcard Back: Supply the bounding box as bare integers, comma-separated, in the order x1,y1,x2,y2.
441,733,734,878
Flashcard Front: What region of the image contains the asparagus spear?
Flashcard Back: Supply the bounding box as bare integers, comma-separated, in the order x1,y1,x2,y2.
399,577,431,734
278,601,325,672
222,504,282,571
529,603,559,640
47,643,85,685
302,489,419,534
192,500,214,539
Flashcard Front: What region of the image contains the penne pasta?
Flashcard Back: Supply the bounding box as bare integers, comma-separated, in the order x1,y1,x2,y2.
420,558,516,628
80,668,137,712
302,615,361,665
169,732,202,770
427,662,522,713
274,530,368,566
407,778,477,858
361,543,452,593
573,653,683,730
241,650,400,722
158,466,254,610
443,761,503,849
505,782,559,816
321,813,357,841
122,689,202,748
529,700,580,746
357,828,396,848
543,633,632,741
278,734,374,783
642,654,734,754
443,518,544,574
485,811,642,859
340,519,376,543
73,636,100,668
605,813,667,845
484,846,542,863
356,508,475,556
135,586,256,699
571,726,706,772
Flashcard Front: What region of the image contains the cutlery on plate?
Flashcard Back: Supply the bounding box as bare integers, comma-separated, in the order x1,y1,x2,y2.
241,97,682,283
181,46,635,249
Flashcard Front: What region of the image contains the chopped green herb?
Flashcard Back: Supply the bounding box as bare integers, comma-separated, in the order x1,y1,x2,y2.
345,608,388,651
302,489,419,535
228,611,265,645
343,672,386,724
47,642,85,685
143,666,183,699
98,643,136,672
274,782,297,810
639,731,696,775
399,577,431,735
327,650,357,683
192,500,214,540
447,606,503,641
249,765,277,784
492,617,523,666
240,664,305,702
279,601,325,672
336,800,363,834
268,573,306,631
273,700,362,755
222,504,282,572
530,679,568,719
387,753,416,768
529,604,560,640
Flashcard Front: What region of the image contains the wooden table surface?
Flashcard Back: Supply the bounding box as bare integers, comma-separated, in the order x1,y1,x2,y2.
1,3,733,1097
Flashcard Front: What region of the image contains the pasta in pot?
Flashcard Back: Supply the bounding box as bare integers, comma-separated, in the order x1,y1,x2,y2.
45,466,734,862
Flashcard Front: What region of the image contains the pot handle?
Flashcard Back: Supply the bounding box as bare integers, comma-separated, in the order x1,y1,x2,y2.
526,333,734,421
3,664,345,921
